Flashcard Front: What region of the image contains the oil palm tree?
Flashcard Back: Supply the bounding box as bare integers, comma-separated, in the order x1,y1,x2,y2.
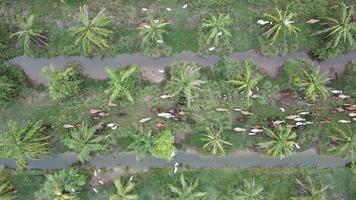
312,4,356,49
64,122,109,162
169,174,207,200
233,178,264,200
201,123,232,155
166,63,205,108
138,17,170,47
328,124,355,168
226,61,262,106
201,13,233,47
263,6,300,44
69,5,114,54
0,170,15,200
291,176,328,200
36,168,87,200
105,66,138,106
10,14,48,54
294,68,329,102
110,178,139,200
258,125,297,159
0,121,50,169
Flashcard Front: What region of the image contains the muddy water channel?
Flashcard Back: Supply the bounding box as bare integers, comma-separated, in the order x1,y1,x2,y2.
10,50,356,84
0,149,348,170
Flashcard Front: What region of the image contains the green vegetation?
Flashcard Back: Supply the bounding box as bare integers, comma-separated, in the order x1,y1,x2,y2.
0,170,15,200
110,177,139,200
151,129,175,161
0,63,26,103
42,62,84,100
11,14,47,55
64,122,109,162
201,123,232,155
263,6,300,44
35,168,87,200
0,121,50,169
169,174,206,200
105,66,139,106
201,14,233,49
258,125,297,159
69,5,114,54
292,176,328,200
233,178,264,200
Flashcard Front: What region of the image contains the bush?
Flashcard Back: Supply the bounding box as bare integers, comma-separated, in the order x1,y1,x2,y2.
0,63,27,103
42,61,83,100
0,23,17,63
151,129,175,160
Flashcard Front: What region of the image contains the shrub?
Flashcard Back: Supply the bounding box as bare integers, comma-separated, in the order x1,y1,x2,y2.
151,129,175,160
0,63,26,103
0,23,17,63
277,59,313,90
42,61,83,100
334,62,356,95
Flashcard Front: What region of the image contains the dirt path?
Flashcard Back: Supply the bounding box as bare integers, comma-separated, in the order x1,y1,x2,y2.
10,50,356,84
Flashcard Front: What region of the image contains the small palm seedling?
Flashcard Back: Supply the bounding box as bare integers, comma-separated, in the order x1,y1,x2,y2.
64,122,109,162
233,178,264,200
0,121,50,169
169,174,207,200
263,6,300,44
291,176,328,200
201,123,232,155
201,13,233,47
312,3,356,50
110,177,139,200
294,68,329,102
69,5,114,54
258,125,298,159
11,14,48,54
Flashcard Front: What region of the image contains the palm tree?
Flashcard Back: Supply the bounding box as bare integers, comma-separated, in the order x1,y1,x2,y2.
226,61,262,106
201,123,232,155
0,121,50,169
263,6,300,44
291,176,328,200
294,68,329,102
110,178,139,200
233,178,263,200
0,170,15,200
312,4,356,49
36,168,87,200
10,14,48,54
257,125,297,159
138,17,170,47
169,174,207,200
105,66,138,106
328,124,355,168
69,5,114,54
166,63,205,108
64,122,109,162
201,13,233,47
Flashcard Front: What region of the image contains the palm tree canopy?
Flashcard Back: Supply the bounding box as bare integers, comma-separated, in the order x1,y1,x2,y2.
263,6,300,44
0,170,15,200
328,124,355,165
105,66,139,104
166,63,205,108
138,17,170,46
258,125,297,159
0,121,50,169
233,178,264,200
110,178,139,200
64,122,109,162
292,176,328,200
69,5,114,54
312,3,356,48
202,13,233,47
294,68,329,101
201,123,232,155
169,174,207,200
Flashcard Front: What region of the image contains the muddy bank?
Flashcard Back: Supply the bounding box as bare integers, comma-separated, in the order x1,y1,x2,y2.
0,149,348,170
10,51,356,84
